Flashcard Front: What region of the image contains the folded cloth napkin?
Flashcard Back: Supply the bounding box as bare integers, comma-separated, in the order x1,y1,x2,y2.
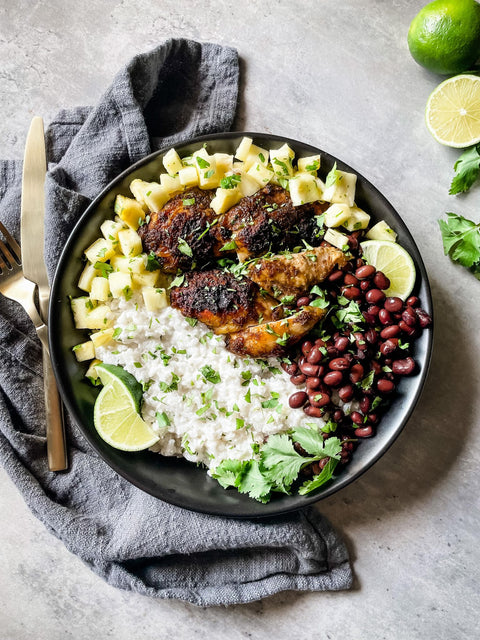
0,39,352,606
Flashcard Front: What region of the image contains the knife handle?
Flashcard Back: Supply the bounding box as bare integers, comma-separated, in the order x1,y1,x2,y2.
42,344,68,471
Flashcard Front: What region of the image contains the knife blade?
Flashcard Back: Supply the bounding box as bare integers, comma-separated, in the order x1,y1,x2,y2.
20,116,68,472
21,116,50,321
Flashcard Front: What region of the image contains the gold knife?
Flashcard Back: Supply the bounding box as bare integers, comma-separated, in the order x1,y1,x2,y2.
21,117,68,471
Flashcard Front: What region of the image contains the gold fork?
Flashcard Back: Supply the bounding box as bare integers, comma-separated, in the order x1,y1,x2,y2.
0,220,49,351
0,220,67,470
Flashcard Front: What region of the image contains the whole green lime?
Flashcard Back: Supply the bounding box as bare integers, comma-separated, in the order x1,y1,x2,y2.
408,0,480,74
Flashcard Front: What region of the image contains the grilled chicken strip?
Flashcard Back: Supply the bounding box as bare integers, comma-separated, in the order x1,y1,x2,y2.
138,187,226,273
224,307,326,358
220,184,328,261
247,245,347,300
169,269,283,335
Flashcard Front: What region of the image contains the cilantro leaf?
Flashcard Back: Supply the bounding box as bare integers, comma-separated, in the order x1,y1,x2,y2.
146,251,161,272
291,426,327,456
292,428,342,460
325,162,339,189
178,238,193,257
211,458,244,488
449,145,480,195
200,364,221,384
236,460,273,503
298,458,339,495
438,212,480,269
261,434,314,488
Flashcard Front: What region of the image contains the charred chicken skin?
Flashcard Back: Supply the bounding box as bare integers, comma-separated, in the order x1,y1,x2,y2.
219,184,329,261
224,306,326,358
169,269,283,335
247,245,347,300
138,187,220,273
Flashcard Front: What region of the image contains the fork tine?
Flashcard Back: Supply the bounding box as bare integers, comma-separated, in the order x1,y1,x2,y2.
0,221,21,263
0,238,16,269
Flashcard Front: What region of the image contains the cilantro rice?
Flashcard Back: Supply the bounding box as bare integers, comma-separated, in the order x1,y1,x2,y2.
95,294,353,471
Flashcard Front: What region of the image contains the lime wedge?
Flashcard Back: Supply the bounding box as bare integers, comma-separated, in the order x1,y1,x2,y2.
94,363,159,451
360,240,416,300
425,74,480,148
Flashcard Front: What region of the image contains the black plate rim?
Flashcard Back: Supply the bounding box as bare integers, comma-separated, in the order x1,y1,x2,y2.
49,131,433,518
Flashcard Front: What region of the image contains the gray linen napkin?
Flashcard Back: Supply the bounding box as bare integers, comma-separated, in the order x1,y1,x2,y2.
0,39,352,606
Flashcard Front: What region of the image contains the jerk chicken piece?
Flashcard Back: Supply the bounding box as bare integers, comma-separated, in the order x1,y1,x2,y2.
247,245,347,300
169,269,283,335
219,184,329,261
224,307,326,358
138,187,223,273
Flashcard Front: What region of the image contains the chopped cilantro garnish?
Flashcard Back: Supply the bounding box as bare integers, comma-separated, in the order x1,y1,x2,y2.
220,174,241,189
146,251,161,272
178,238,193,257
196,157,210,169
156,411,171,428
93,261,113,277
182,198,196,206
200,364,221,384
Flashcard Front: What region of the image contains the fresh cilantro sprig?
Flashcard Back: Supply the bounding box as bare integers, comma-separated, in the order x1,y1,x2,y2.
211,428,342,503
438,212,480,278
449,145,480,195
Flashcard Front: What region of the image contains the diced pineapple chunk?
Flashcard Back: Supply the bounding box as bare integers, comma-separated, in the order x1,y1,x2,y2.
72,341,95,362
235,137,253,161
142,286,169,312
111,254,147,274
178,166,199,188
270,144,295,178
193,149,221,188
108,271,133,299
143,183,170,212
71,297,112,330
232,161,245,172
243,144,269,171
132,272,159,288
366,220,397,242
246,162,274,187
162,148,183,175
342,206,371,232
160,173,182,196
210,187,243,215
238,172,261,197
213,153,234,174
118,228,142,257
85,358,101,381
297,155,321,174
114,195,145,230
324,228,349,250
90,327,115,350
324,203,352,228
100,218,127,241
110,255,130,273
129,179,151,206
322,168,357,207
77,263,100,293
84,238,116,264
288,173,322,206
126,254,148,274
90,276,110,302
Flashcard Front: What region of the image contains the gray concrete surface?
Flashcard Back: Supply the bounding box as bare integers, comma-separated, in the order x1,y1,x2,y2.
1,1,479,638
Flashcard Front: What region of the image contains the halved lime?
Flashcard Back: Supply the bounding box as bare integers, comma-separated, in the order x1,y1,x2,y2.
360,240,416,300
425,75,480,148
94,363,159,451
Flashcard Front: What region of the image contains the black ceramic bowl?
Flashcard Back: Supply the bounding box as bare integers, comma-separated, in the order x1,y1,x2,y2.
49,132,433,518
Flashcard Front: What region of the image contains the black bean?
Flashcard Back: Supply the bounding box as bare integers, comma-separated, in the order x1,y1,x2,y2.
384,297,403,313
392,357,416,375
355,264,375,279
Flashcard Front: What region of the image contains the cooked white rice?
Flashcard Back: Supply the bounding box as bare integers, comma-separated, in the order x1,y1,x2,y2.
95,293,331,469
